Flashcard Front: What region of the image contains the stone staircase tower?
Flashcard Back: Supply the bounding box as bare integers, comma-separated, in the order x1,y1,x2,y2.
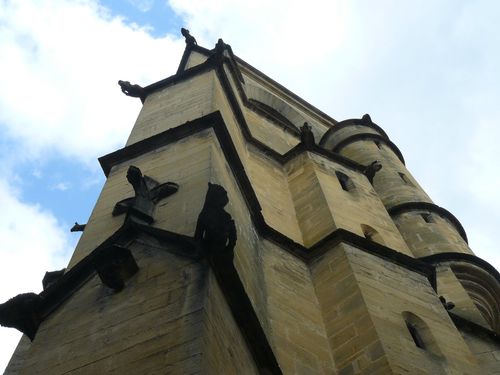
2,32,499,374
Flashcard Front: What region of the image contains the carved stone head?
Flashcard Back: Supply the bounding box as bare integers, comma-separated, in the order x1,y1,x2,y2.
126,165,142,186
207,182,229,207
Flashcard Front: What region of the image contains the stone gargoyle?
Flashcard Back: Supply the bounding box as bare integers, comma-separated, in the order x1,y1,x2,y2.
118,80,145,99
0,293,42,340
112,165,179,224
363,160,382,184
181,28,197,46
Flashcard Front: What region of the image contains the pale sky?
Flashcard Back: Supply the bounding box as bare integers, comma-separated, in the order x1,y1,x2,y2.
0,0,499,371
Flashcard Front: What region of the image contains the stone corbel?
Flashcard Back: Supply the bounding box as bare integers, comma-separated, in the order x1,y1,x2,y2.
94,246,139,292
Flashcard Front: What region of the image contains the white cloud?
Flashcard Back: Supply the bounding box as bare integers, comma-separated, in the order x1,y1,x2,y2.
0,179,73,372
0,1,184,370
0,0,185,166
32,169,42,179
127,0,154,12
50,182,70,191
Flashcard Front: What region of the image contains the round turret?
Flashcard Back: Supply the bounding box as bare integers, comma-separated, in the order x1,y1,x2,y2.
320,115,473,257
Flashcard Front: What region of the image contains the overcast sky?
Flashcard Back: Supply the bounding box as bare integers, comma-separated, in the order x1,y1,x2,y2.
1,0,499,370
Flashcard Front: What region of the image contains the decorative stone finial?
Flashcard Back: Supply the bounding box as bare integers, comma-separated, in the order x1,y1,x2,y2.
195,183,237,257
361,114,372,125
363,161,382,184
181,28,197,46
118,80,145,99
112,166,179,224
95,246,139,292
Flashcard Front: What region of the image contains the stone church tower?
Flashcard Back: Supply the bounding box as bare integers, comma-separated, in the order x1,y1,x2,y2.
2,32,499,374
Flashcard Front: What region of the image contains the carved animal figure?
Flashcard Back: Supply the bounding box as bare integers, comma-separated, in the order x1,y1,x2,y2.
0,293,42,340
112,166,179,224
439,296,455,311
181,28,197,45
195,183,237,253
118,80,145,98
363,161,383,184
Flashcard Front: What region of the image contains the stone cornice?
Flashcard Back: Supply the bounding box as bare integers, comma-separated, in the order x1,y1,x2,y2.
421,252,499,283
319,118,390,145
449,312,500,344
331,133,406,165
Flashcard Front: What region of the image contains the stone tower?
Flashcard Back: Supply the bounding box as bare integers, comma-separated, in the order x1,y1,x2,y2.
2,32,499,374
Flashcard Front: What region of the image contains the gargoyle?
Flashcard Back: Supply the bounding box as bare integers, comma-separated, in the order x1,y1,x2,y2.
0,293,42,340
181,28,197,46
300,122,315,149
439,296,455,311
363,161,382,184
195,183,237,256
118,80,145,99
70,222,86,232
112,165,179,224
42,268,66,290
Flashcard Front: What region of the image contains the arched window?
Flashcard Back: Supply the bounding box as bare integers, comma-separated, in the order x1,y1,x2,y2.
247,99,299,134
398,172,415,187
406,320,425,349
402,312,443,357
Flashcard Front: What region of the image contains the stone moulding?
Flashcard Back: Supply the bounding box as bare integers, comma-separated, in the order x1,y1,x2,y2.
449,312,500,343
319,117,390,144
247,98,301,136
422,252,500,333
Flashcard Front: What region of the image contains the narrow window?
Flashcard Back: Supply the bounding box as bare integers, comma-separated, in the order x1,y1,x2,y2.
421,213,434,223
336,171,354,191
398,172,415,186
374,140,382,149
361,224,384,245
402,311,443,358
406,321,426,349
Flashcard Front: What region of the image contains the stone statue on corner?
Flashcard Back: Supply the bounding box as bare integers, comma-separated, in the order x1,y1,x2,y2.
195,183,237,256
